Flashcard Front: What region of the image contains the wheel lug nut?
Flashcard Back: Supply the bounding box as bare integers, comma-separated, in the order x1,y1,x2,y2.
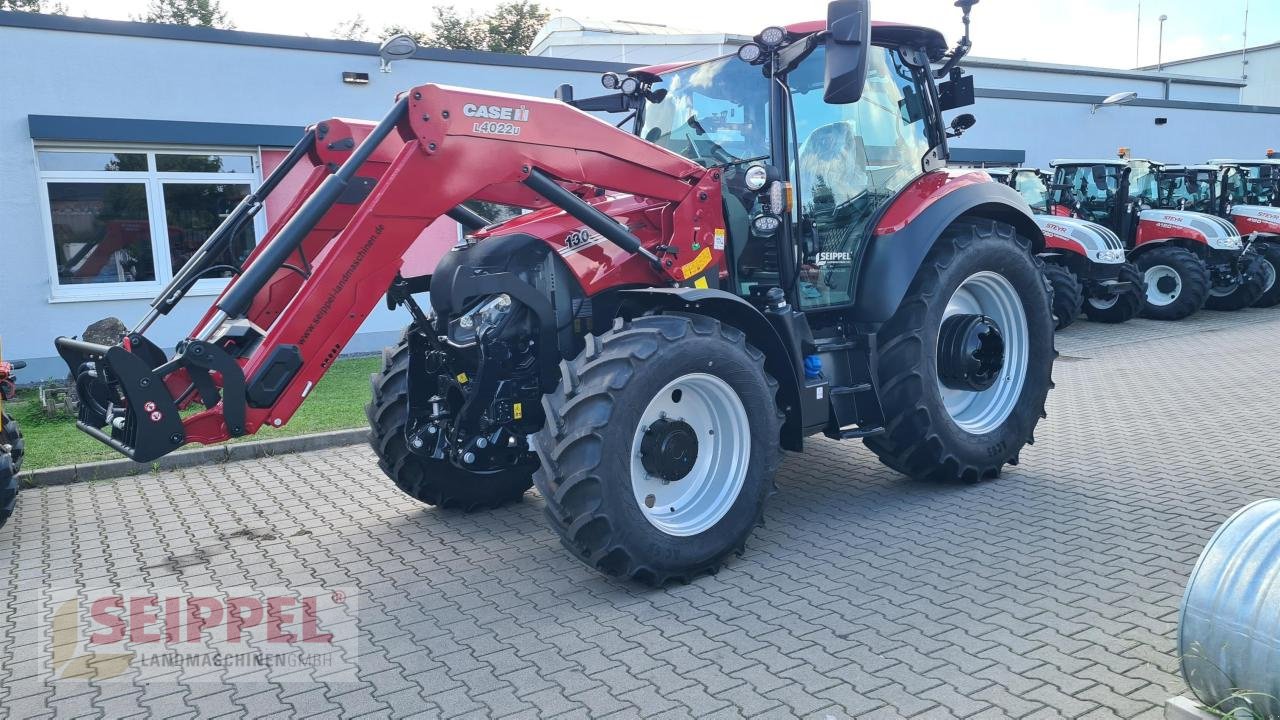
644,494,656,508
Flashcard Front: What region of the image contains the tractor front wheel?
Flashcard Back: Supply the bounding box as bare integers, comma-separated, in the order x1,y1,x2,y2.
1205,250,1267,311
533,314,782,585
1042,261,1083,330
864,220,1055,484
1137,246,1210,320
367,331,535,511
1250,241,1280,308
1082,262,1145,324
0,412,20,529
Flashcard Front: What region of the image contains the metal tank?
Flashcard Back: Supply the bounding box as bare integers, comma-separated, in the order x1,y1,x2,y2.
1179,498,1280,716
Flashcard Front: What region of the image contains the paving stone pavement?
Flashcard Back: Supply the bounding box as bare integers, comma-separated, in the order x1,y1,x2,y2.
3,307,1279,719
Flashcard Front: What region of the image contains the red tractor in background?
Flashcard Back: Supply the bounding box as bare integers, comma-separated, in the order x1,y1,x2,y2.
0,339,25,530
986,167,1143,328
1208,155,1280,209
1049,155,1262,321
1155,163,1280,307
55,1,1058,584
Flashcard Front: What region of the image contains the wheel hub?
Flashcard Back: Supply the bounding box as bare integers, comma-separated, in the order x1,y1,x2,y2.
1155,275,1178,294
640,418,699,482
938,314,1005,392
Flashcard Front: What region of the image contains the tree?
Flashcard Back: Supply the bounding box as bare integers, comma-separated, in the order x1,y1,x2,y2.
332,14,368,41
1,0,67,12
383,1,549,55
136,0,233,29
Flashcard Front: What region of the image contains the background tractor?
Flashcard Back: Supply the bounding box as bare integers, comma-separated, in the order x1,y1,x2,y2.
1049,157,1261,320
54,0,1057,584
0,339,24,530
1208,156,1280,209
987,167,1143,328
1155,163,1280,307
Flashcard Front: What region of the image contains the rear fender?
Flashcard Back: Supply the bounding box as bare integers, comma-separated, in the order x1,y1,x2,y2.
852,179,1043,324
612,287,804,451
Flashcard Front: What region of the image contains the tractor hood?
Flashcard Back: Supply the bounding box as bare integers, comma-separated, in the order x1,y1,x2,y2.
1229,204,1280,236
1136,209,1243,251
1033,215,1126,263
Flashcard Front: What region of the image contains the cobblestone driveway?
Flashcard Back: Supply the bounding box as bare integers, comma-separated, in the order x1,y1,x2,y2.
3,308,1279,719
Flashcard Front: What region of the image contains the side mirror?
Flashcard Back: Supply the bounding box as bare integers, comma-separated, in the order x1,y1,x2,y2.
823,0,871,104
947,113,976,138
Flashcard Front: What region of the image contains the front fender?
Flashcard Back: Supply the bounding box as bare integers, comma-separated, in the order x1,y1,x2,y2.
615,287,804,451
852,178,1043,324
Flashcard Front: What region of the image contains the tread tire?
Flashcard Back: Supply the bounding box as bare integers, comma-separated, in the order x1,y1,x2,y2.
366,329,535,512
1205,250,1267,311
863,219,1056,484
2,412,23,473
1250,241,1280,308
0,412,17,529
1042,261,1083,330
1137,246,1210,320
532,313,783,586
1083,262,1145,324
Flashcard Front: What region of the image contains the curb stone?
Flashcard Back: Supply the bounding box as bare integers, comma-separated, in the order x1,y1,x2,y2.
17,428,368,488
1165,696,1218,720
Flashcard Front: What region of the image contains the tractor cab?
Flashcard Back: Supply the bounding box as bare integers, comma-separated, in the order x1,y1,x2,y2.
1155,165,1219,214
1049,160,1131,229
1207,159,1280,208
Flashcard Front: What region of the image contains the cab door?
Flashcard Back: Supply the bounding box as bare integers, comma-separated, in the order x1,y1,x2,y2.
784,44,935,311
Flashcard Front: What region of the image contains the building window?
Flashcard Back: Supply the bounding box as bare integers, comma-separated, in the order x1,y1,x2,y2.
37,147,261,298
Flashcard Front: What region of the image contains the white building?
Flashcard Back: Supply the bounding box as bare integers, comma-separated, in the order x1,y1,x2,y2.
2,11,1278,378
1142,41,1280,108
0,11,622,379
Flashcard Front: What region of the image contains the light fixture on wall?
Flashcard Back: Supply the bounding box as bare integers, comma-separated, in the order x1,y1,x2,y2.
1092,91,1138,114
378,34,419,73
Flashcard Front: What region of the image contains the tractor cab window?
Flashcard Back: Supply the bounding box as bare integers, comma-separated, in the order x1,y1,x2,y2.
1053,164,1122,223
1013,171,1049,213
638,57,770,168
787,44,933,309
1157,170,1214,212
1128,161,1159,207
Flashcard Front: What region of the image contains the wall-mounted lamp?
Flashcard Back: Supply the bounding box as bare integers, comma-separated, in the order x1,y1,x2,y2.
1092,91,1138,114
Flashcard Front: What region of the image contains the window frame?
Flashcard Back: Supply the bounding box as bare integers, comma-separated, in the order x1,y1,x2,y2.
34,141,265,302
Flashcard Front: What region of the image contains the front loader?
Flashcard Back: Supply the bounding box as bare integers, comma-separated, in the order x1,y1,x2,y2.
55,0,1057,584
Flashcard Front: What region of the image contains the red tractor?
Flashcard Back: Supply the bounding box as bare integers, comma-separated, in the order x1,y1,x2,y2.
1049,156,1263,321
1208,155,1280,209
1155,163,1280,307
0,340,24,530
55,1,1057,583
986,167,1143,328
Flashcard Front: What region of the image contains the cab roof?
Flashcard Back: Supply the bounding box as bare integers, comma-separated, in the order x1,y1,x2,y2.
1050,159,1129,167
1208,158,1280,166
1162,164,1218,171
633,20,949,76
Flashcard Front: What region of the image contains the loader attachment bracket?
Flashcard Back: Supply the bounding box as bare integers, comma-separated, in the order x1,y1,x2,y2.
54,335,250,463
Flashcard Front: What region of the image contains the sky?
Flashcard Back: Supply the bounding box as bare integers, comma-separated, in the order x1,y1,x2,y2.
55,0,1276,71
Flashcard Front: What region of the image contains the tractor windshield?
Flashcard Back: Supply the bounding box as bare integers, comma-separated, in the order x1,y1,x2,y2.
1052,164,1123,224
1156,169,1215,212
1128,160,1159,206
1012,171,1050,213
638,57,770,168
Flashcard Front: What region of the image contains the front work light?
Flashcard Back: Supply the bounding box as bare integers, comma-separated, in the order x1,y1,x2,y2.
737,43,763,63
759,26,786,48
601,72,621,90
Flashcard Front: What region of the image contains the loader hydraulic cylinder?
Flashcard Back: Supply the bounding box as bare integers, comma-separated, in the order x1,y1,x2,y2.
521,168,662,265
218,97,410,320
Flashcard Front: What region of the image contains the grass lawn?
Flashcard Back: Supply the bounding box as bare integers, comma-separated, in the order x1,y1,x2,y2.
8,355,379,472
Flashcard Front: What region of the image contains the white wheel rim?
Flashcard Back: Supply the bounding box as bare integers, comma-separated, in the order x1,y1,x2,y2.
936,271,1030,435
1145,265,1183,305
1088,293,1120,310
1262,259,1276,294
629,373,750,537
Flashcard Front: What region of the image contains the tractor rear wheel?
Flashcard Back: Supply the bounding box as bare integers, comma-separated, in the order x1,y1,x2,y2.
1250,242,1280,308
863,220,1055,484
2,411,23,473
1205,250,1267,311
1083,262,1145,324
1042,261,1083,330
1137,246,1210,320
533,314,782,585
367,330,535,511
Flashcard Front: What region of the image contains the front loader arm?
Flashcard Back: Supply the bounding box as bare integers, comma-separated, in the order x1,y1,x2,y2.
55,84,724,462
